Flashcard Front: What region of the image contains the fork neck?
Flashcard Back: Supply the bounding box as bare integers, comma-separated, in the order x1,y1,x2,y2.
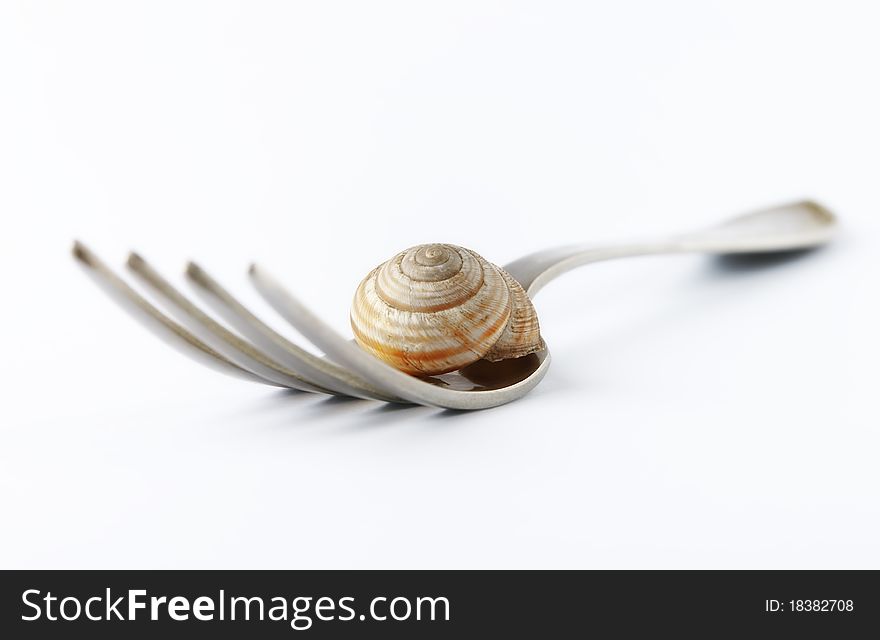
503,240,689,297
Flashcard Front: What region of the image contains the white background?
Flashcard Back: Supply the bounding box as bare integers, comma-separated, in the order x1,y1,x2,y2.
1,1,878,568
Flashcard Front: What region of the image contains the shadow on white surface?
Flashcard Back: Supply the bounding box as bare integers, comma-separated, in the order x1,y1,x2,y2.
707,245,834,275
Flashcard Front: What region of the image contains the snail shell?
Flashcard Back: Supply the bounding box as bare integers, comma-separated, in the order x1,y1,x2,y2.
350,243,545,376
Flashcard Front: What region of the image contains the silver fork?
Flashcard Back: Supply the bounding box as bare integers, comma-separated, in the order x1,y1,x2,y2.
73,200,836,410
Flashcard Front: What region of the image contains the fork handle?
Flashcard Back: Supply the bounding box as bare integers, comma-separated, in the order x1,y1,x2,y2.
503,200,837,297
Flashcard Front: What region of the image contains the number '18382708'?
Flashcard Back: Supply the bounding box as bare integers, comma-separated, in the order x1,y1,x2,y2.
765,600,853,612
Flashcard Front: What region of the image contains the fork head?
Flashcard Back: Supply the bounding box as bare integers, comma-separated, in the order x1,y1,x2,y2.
73,243,552,410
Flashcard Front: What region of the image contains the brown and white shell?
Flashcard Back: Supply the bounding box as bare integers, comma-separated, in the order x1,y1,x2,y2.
350,243,545,376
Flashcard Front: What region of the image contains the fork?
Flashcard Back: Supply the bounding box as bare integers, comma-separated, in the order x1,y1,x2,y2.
73,199,836,410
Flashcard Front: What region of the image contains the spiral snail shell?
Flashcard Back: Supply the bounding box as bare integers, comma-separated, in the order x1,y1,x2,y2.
350,244,545,376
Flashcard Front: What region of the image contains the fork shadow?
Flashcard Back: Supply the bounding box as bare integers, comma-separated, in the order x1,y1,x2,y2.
327,401,437,432
707,246,828,275
225,388,372,425
222,388,317,418
242,387,441,431
293,392,375,419
558,243,841,368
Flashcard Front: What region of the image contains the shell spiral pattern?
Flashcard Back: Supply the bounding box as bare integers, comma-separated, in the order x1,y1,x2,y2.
350,244,545,376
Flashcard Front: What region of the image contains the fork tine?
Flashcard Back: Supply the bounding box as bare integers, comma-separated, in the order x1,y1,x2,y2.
126,253,337,394
249,264,550,410
71,242,277,386
185,262,403,403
